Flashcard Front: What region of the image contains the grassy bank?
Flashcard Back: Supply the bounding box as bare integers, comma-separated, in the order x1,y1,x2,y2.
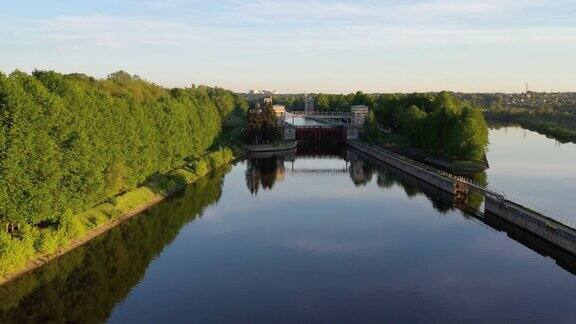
0,148,235,283
0,167,230,322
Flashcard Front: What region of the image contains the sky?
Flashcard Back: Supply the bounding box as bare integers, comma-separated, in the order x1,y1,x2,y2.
0,0,575,93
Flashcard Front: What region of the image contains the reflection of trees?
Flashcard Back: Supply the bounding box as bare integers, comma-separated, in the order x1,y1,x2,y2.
360,150,576,277
348,149,487,214
376,167,454,213
467,171,487,210
348,149,454,214
245,156,285,195
0,168,229,323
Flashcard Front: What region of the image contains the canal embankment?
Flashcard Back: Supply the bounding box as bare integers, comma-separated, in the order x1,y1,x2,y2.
348,140,576,256
348,141,458,194
0,148,238,286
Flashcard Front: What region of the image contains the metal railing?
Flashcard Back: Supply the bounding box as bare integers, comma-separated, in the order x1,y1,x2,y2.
287,111,351,117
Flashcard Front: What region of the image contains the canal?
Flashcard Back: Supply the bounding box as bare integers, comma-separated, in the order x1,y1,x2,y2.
2,129,576,322
486,124,576,220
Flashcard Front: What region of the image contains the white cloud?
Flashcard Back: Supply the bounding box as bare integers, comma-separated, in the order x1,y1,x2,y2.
18,14,207,50
392,0,546,18
9,0,575,53
228,0,549,24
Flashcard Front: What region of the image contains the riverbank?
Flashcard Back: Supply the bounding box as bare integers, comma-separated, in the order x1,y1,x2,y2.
485,112,576,144
509,117,576,143
0,148,237,286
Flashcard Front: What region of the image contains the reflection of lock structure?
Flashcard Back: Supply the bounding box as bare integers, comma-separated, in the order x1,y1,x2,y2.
282,124,296,140
453,181,469,205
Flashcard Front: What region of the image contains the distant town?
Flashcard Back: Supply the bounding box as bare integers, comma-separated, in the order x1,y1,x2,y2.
241,89,576,112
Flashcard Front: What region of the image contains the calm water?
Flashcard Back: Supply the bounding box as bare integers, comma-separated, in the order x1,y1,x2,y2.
2,131,576,322
285,114,325,127
486,125,576,221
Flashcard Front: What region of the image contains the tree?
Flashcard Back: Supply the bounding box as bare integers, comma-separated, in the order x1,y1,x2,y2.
368,90,489,161
245,103,280,144
0,70,236,227
315,93,330,111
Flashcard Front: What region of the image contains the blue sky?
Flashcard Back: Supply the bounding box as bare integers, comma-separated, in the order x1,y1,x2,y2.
0,0,575,93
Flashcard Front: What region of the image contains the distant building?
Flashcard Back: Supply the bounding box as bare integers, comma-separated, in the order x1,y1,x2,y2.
273,105,286,119
260,90,277,96
263,97,273,106
304,96,315,112
247,90,277,103
247,89,276,95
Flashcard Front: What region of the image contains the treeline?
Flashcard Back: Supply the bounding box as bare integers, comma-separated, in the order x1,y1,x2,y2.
486,108,576,143
371,92,489,161
456,93,576,143
273,92,369,112
0,70,242,227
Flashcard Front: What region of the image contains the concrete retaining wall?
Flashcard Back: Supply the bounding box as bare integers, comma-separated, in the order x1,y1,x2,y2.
348,141,455,194
349,140,576,256
486,197,576,255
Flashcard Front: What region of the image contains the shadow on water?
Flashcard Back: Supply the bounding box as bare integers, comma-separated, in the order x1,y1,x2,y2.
0,168,230,323
296,142,347,159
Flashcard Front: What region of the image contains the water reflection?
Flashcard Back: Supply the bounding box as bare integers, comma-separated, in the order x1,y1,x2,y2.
245,146,576,278
245,156,285,195
244,147,456,214
486,124,576,219
0,169,229,323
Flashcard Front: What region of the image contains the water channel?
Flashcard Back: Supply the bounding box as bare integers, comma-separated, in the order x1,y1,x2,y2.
1,127,576,322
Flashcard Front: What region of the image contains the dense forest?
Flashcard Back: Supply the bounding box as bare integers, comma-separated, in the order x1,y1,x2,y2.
0,70,241,226
0,70,242,275
370,91,489,161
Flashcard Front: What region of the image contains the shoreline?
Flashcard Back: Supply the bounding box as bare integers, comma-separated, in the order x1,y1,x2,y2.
0,195,166,286
244,140,297,153
485,116,576,144
0,151,238,287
